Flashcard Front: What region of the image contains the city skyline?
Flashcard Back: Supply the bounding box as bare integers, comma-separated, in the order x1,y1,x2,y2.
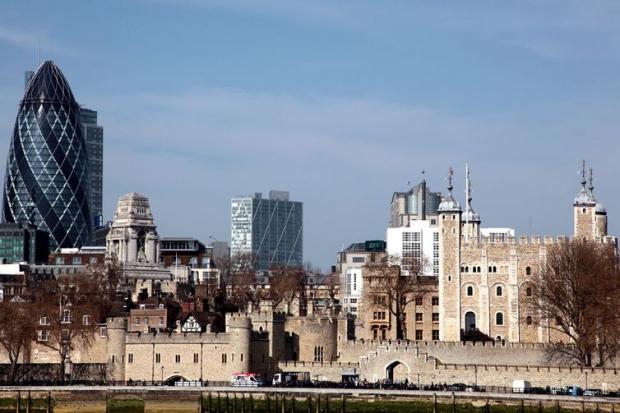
1,2,620,270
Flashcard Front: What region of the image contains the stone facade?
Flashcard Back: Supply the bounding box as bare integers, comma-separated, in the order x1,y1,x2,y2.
355,166,616,346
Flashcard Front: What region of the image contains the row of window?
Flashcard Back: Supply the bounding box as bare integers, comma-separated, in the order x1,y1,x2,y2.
461,265,532,275
370,328,441,341
135,317,164,327
54,256,100,265
37,327,107,342
129,352,243,364
40,312,91,325
465,286,532,297
413,297,439,306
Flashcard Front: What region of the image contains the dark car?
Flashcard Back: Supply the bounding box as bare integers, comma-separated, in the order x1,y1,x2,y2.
449,383,467,391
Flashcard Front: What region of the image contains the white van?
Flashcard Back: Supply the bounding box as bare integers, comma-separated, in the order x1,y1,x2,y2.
231,372,264,387
512,380,532,393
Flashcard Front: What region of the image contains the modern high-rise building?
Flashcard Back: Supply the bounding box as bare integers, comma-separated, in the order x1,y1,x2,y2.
389,180,442,227
3,61,93,251
230,190,303,271
24,70,104,228
80,107,103,225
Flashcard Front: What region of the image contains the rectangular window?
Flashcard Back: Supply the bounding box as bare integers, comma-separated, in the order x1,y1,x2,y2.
350,298,357,304
415,330,423,341
155,353,161,363
432,313,439,322
128,353,134,364
415,297,422,306
135,317,140,326
352,256,365,263
159,317,164,326
72,257,82,265
432,297,439,306
100,327,107,337
37,330,49,341
415,313,423,322
82,315,91,326
144,317,149,325
194,353,199,363
61,310,72,324
39,316,49,325
432,330,440,340
89,257,98,264
55,257,65,265
175,354,181,363
222,354,227,363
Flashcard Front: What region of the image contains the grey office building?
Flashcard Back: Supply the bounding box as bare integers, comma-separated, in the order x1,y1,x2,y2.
80,108,103,225
230,190,303,271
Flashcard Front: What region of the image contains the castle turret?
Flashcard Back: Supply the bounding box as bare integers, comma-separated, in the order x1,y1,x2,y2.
462,164,481,243
574,161,598,240
437,168,462,341
589,169,608,239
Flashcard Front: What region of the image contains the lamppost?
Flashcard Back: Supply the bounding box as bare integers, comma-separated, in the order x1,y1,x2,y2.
161,366,164,383
585,372,588,390
417,373,421,389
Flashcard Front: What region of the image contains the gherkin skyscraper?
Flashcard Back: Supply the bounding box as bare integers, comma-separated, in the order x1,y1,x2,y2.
3,61,92,250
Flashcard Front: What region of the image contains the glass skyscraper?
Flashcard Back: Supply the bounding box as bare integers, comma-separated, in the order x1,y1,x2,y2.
3,61,93,250
231,190,303,271
80,107,103,225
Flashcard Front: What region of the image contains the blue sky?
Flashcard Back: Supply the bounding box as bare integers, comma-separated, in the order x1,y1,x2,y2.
1,1,620,271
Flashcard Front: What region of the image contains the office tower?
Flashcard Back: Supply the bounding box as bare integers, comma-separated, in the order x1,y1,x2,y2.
3,61,93,251
230,190,303,271
80,107,104,225
25,70,104,228
0,222,49,264
389,180,442,227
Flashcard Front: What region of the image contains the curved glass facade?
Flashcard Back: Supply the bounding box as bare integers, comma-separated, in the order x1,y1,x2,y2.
2,61,92,250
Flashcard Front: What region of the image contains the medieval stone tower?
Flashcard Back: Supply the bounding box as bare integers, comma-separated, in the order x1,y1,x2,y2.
437,168,463,341
106,193,160,263
574,163,608,241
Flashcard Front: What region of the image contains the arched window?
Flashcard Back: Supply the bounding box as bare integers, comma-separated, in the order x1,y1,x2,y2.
526,287,532,297
467,286,474,296
496,286,503,297
526,316,532,326
496,313,504,326
525,266,531,276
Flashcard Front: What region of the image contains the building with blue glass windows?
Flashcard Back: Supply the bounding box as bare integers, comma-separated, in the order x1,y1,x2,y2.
2,61,93,251
230,190,303,271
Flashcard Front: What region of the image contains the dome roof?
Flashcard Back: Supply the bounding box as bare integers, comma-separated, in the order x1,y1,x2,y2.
23,61,77,105
595,202,607,214
574,187,596,206
438,193,461,212
463,207,480,222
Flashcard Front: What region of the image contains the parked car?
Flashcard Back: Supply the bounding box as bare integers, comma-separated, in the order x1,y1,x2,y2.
584,389,603,397
564,386,584,396
525,387,548,394
449,383,467,391
465,385,484,392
